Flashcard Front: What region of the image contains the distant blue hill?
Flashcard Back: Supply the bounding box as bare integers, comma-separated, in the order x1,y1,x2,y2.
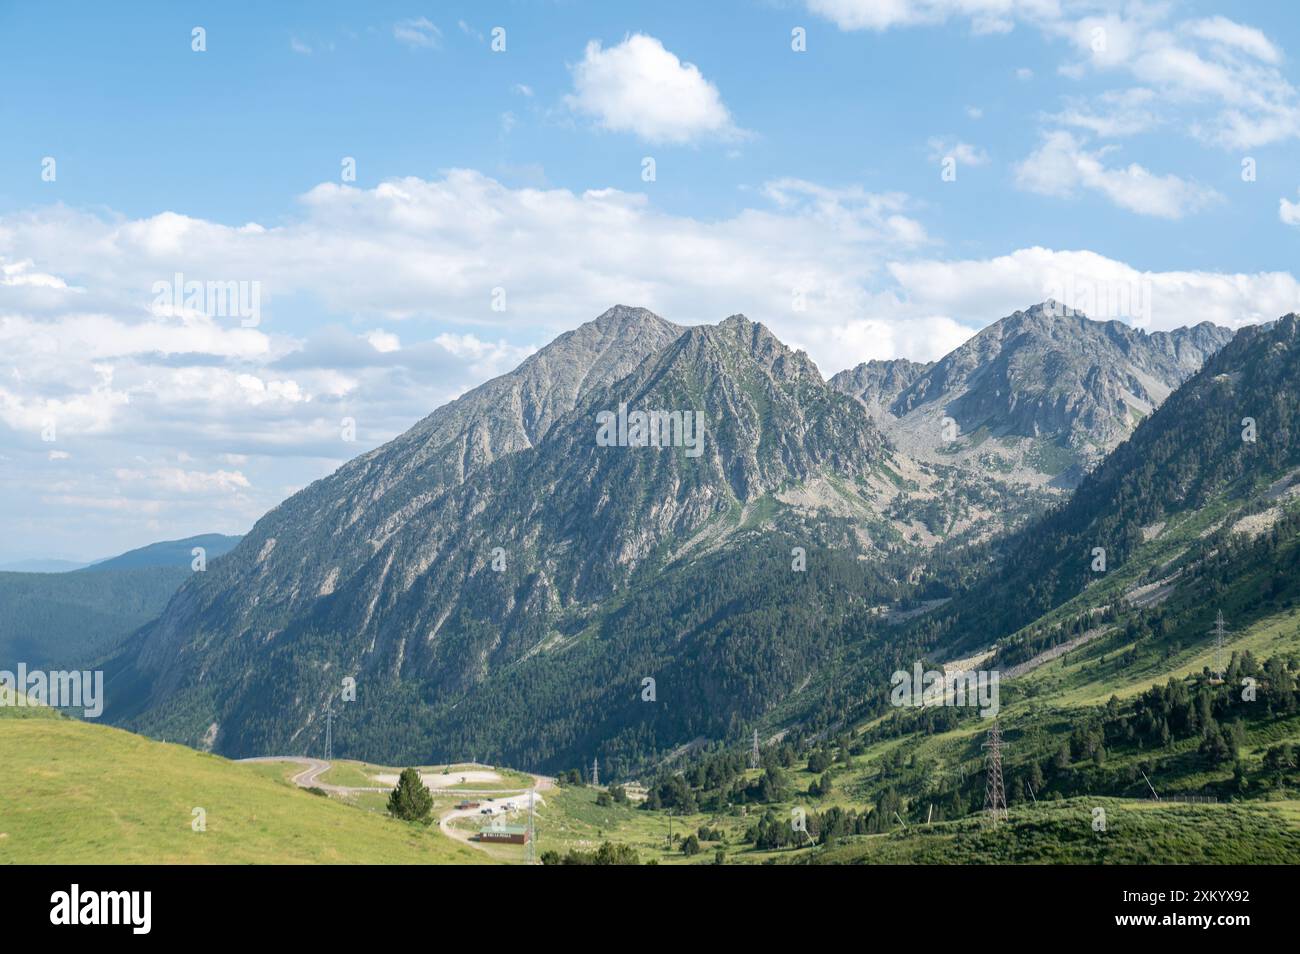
83,534,243,571
0,558,89,573
0,533,244,670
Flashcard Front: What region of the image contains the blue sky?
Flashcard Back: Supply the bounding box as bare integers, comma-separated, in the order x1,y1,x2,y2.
2,0,1299,562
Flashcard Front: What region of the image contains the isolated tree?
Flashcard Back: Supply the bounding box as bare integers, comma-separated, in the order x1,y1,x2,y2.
1028,761,1045,794
681,833,701,856
387,767,434,823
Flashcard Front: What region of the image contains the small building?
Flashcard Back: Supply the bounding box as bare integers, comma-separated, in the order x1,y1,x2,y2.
477,824,529,845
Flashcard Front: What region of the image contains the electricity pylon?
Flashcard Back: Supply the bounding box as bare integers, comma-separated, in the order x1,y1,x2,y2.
983,721,1007,824
1210,610,1230,678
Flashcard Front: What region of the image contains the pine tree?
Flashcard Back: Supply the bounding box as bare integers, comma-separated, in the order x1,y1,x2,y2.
387,767,434,823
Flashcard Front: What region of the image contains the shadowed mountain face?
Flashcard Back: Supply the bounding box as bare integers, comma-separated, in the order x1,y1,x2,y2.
832,302,1234,486
106,309,892,764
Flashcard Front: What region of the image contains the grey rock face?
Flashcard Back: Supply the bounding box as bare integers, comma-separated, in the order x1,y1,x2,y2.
832,301,1234,484
119,308,887,756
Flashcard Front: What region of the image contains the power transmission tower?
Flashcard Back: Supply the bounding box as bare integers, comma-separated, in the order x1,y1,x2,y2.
591,756,599,787
750,729,760,770
1210,610,1230,678
324,707,332,761
983,721,1007,824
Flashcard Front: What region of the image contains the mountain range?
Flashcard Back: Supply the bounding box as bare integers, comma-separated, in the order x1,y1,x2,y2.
89,300,1273,777
830,301,1234,488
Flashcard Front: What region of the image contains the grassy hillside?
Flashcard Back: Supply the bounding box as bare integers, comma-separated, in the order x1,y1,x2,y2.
0,708,488,864
798,798,1300,865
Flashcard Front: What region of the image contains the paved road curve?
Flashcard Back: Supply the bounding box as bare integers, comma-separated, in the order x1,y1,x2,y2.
239,756,554,857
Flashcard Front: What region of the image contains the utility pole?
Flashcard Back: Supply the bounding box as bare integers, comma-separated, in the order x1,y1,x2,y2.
526,788,536,865
324,707,332,761
983,721,1007,824
1141,769,1161,801
750,729,760,770
591,756,599,788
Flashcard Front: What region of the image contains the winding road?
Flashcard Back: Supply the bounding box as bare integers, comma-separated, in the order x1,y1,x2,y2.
239,756,554,853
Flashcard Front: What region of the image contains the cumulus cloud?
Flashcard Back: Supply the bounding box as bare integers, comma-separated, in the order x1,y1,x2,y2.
808,2,1300,149
565,34,742,144
0,170,934,558
887,247,1300,330
1282,190,1300,227
3,170,1296,560
1014,131,1219,219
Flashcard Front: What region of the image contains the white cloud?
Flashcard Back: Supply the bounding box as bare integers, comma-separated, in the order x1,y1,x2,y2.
809,2,1300,149
457,19,485,42
806,0,1051,35
1183,16,1281,65
1282,191,1300,227
114,466,251,494
1014,131,1218,219
393,17,440,50
565,34,741,144
887,247,1300,330
4,169,1297,560
366,329,401,353
927,137,989,166
1048,88,1160,137
2,258,68,289
0,172,929,486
